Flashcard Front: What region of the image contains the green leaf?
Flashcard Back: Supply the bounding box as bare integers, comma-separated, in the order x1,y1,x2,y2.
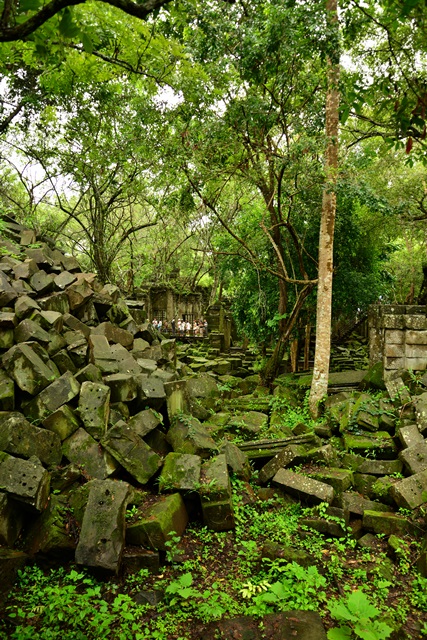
58,8,80,38
81,32,94,54
346,590,379,620
327,627,352,640
18,0,42,11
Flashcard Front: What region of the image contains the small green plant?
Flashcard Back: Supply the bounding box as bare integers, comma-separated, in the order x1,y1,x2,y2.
327,590,393,640
165,532,182,563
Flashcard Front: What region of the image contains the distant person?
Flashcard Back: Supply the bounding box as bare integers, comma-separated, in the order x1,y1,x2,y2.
152,318,158,330
171,318,176,335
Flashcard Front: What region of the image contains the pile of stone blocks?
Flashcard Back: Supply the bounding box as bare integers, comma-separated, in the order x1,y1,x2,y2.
0,218,239,578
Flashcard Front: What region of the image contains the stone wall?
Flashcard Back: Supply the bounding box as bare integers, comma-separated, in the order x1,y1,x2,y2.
369,304,427,374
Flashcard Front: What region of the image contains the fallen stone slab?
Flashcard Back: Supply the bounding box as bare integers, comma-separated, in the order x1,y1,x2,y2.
0,272,18,307
0,371,14,411
78,381,110,439
205,611,327,640
103,373,138,403
14,318,51,345
30,270,55,295
91,322,133,349
128,408,162,438
260,540,315,567
136,376,166,411
0,412,62,466
67,280,94,311
88,334,118,374
75,479,129,574
300,515,346,538
39,292,70,315
25,494,76,557
414,391,427,434
362,510,413,537
2,342,59,395
309,468,353,496
158,453,201,492
0,454,50,512
200,455,235,531
126,493,188,550
220,441,252,481
167,415,218,458
356,459,403,476
23,371,81,422
227,411,268,438
258,445,308,484
399,442,427,475
272,469,335,505
391,469,427,509
340,492,390,515
101,421,162,485
341,431,398,458
42,405,80,440
397,424,424,449
62,428,119,479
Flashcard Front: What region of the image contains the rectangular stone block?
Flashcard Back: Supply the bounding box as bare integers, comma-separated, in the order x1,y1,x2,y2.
101,421,162,485
62,428,119,479
0,412,62,466
202,499,235,531
391,470,427,509
397,424,424,449
23,371,80,422
75,479,129,574
159,452,201,492
0,454,50,512
43,405,80,440
405,344,427,358
399,442,427,475
385,356,405,370
2,343,59,395
309,468,353,495
258,445,307,484
272,469,334,505
78,381,110,439
406,357,427,371
385,330,405,344
341,492,389,516
362,510,411,536
383,315,404,329
126,493,188,550
0,371,14,410
405,315,427,330
384,343,405,357
357,459,403,476
406,330,427,345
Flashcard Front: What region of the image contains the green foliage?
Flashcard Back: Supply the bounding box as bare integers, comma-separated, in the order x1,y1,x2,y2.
244,562,327,616
327,590,393,640
5,565,149,639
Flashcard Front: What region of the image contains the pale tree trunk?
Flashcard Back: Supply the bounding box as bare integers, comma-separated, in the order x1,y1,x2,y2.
309,0,340,418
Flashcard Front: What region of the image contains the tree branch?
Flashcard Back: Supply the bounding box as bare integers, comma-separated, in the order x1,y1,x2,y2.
0,0,172,42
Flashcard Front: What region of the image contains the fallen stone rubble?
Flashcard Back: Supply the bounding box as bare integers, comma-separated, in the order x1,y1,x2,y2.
1,217,427,617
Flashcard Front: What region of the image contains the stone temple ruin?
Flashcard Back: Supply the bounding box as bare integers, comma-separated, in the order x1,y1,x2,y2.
2,217,427,637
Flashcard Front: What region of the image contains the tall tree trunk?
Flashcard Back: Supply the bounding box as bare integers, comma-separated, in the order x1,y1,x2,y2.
309,0,340,418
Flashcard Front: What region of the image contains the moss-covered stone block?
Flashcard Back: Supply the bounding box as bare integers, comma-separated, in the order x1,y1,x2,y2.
126,493,188,550
76,479,130,574
102,421,162,485
158,452,201,492
166,414,217,458
362,510,412,536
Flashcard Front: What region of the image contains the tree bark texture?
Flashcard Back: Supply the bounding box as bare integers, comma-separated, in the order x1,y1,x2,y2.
309,0,339,418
